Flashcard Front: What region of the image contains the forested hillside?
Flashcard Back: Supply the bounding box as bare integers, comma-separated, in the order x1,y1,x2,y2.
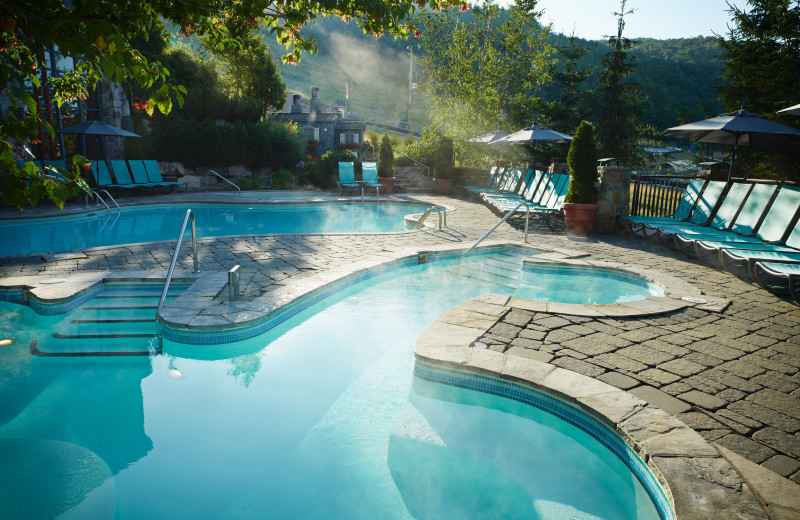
263,15,724,132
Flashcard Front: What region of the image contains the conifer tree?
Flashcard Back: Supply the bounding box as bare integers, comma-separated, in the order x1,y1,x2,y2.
595,0,646,166
548,34,594,135
378,135,394,178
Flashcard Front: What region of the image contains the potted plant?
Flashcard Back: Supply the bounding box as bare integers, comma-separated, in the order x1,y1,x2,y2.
377,134,395,194
433,136,454,195
562,120,600,234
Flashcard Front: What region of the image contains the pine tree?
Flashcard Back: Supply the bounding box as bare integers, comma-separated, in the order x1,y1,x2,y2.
548,33,594,135
595,0,646,166
717,0,800,179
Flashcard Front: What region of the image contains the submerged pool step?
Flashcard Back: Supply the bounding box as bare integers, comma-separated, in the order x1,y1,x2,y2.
34,290,182,357
443,254,527,291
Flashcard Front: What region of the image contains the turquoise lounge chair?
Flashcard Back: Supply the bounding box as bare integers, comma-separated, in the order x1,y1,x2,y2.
360,162,383,201
651,182,752,248
673,183,778,257
753,262,800,304
127,160,175,193
482,170,536,201
91,160,131,190
639,180,727,240
616,178,708,234
338,162,362,196
489,171,555,213
143,160,187,192
718,217,800,279
693,185,800,266
459,166,504,193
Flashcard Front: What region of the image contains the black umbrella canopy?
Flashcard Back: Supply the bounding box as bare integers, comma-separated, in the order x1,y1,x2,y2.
55,119,140,138
662,109,800,148
663,109,800,180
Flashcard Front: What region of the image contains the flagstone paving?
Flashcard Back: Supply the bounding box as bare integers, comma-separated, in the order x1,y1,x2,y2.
1,191,799,517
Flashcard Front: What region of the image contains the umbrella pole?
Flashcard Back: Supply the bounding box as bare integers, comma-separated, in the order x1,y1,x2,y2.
727,136,739,182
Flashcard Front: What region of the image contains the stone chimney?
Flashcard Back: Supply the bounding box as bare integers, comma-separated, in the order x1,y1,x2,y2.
310,86,320,113
291,94,302,114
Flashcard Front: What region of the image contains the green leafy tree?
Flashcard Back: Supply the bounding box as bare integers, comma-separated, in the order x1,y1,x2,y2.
378,134,394,178
546,33,594,135
416,0,554,165
595,0,647,167
716,0,800,179
202,18,286,114
564,120,599,204
0,0,463,210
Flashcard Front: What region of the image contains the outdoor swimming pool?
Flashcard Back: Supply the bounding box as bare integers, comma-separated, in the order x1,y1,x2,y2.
0,202,429,256
0,248,670,519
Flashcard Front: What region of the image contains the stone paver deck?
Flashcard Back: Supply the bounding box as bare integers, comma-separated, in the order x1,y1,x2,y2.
1,191,799,518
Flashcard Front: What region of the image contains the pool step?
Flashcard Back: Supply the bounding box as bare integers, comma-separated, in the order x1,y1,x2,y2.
34,291,183,357
443,253,526,291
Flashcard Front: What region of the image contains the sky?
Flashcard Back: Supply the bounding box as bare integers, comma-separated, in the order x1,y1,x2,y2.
504,0,740,40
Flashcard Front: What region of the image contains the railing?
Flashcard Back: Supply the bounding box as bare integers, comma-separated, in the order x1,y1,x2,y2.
392,150,431,179
461,202,530,259
412,205,446,230
92,189,120,214
205,169,241,194
156,209,198,329
630,174,694,217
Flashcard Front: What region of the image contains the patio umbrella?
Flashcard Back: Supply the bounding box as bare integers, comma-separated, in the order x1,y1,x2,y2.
56,120,140,161
495,123,572,169
466,129,510,144
662,109,800,180
778,103,800,116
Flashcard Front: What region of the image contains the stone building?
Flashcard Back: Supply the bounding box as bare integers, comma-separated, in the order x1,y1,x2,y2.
270,86,366,157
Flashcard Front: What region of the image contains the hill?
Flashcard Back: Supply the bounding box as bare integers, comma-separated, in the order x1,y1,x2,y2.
263,16,725,132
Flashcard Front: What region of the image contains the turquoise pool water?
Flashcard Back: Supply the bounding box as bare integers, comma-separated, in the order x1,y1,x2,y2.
0,202,427,256
0,249,668,519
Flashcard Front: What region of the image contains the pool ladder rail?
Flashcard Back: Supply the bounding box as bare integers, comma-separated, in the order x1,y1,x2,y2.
156,209,199,346
205,169,241,194
412,205,446,230
461,202,530,260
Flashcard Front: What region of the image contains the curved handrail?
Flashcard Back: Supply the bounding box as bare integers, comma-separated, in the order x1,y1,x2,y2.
392,149,431,178
96,189,120,213
412,205,446,230
460,202,529,259
157,209,198,322
205,169,241,194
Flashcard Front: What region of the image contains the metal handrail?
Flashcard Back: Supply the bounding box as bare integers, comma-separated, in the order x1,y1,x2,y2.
93,192,111,214
392,150,431,178
96,189,120,212
205,169,241,194
156,209,198,322
412,205,446,230
461,202,530,259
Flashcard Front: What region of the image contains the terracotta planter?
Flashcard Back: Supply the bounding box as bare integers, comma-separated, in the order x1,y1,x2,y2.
379,177,395,194
433,178,452,195
562,203,600,234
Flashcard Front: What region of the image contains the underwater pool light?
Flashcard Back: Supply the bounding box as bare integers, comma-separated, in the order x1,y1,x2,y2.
0,338,16,347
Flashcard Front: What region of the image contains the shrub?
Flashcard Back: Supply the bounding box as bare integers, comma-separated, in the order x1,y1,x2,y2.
432,136,454,178
564,120,600,204
145,118,305,170
306,150,356,189
238,174,263,190
272,168,295,189
378,134,394,178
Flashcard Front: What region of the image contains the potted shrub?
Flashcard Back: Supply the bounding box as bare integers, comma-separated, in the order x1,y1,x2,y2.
377,134,395,194
563,120,601,234
433,136,454,195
